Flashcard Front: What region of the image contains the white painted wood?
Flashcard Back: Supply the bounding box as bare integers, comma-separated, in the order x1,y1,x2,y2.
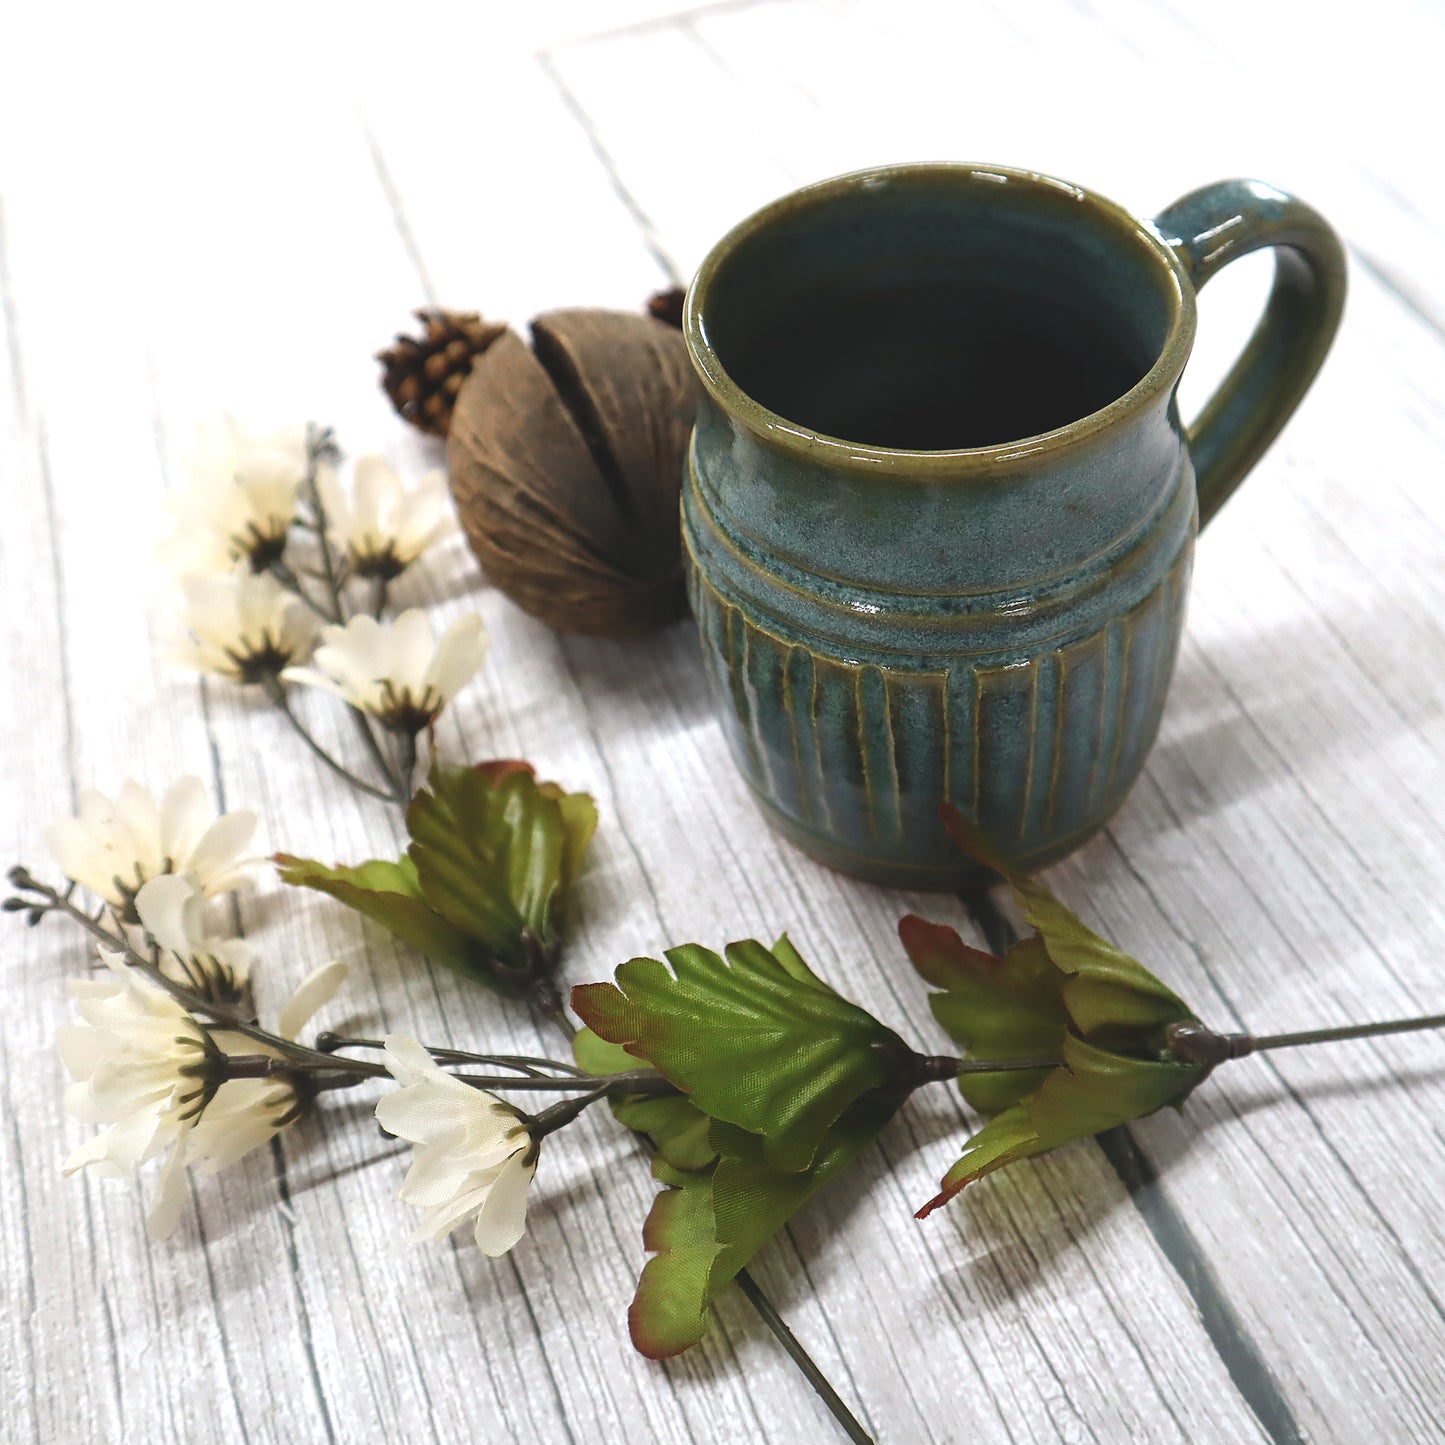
5,1,1445,1441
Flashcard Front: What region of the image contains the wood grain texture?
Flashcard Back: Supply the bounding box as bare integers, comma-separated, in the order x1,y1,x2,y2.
4,1,1445,1441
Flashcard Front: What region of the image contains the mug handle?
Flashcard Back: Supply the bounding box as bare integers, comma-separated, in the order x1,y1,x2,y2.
1153,180,1347,529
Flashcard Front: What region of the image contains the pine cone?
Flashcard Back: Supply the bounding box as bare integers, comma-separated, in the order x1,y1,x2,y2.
376,309,508,437
645,287,686,329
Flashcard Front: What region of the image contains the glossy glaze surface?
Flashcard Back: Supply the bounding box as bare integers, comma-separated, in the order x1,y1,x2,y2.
683,164,1345,886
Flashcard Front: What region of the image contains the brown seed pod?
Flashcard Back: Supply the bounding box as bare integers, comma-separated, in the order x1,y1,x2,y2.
447,308,701,638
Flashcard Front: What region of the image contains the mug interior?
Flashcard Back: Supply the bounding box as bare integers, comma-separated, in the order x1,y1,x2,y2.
695,167,1179,453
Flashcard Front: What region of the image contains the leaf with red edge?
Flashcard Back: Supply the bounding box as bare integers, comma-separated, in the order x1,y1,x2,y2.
572,1026,716,1172
629,1091,899,1358
899,914,1064,1115
903,805,1208,1214
572,936,908,1173
917,1032,1200,1216
274,853,488,982
278,761,596,991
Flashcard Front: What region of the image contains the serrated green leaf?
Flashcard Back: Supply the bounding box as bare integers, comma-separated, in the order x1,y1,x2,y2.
899,915,1064,1114
573,1027,716,1171
572,938,908,1173
1011,875,1192,1050
274,852,484,981
919,1033,1201,1215
629,1092,897,1358
405,762,598,969
553,789,599,893
904,805,1209,1214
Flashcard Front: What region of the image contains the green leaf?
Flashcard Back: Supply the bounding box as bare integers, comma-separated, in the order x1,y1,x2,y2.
276,761,597,994
902,804,1209,1213
573,1027,716,1172
629,1092,898,1358
1012,875,1193,1050
274,852,484,981
899,915,1064,1115
919,1033,1202,1215
407,760,597,968
572,937,909,1173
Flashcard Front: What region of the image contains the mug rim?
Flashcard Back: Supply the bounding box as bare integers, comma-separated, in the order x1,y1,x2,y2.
683,162,1198,475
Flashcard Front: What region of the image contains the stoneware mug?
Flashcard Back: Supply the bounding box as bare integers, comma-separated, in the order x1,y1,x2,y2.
681,163,1346,888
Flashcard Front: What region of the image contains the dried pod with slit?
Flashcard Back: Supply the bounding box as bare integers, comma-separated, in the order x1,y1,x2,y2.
447,308,701,638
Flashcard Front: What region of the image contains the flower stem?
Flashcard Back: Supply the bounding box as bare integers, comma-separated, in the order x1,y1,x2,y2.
347,707,409,803
264,684,398,803
315,1034,584,1076
734,1271,874,1445
529,1084,610,1138
294,425,408,805
267,560,340,623
396,728,418,801
531,999,874,1443
1252,1013,1445,1051
1165,1011,1445,1065
11,870,389,1078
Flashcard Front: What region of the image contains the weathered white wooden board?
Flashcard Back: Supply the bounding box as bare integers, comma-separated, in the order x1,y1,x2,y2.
4,2,1445,1441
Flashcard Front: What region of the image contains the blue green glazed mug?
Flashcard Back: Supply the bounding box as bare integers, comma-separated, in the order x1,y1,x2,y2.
681,164,1346,887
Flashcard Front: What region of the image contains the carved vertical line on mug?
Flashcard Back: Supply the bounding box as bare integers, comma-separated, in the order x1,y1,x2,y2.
853,666,880,845
1138,551,1192,769
744,628,802,821
942,664,977,819
1044,651,1067,838
974,659,1036,849
969,667,984,821
1112,580,1170,792
1022,652,1060,849
720,596,768,785
854,664,904,844
814,654,867,850
1051,628,1108,838
785,644,829,832
888,668,947,850
1101,612,1132,803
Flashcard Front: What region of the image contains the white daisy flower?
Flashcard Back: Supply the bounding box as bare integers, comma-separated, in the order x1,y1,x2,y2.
282,610,487,733
160,419,310,575
320,456,455,580
59,954,221,1237
59,955,350,1239
376,1035,536,1256
134,873,251,1009
183,960,350,1184
178,568,313,684
45,776,258,912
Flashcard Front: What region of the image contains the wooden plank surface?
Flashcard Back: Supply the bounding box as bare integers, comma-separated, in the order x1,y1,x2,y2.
4,2,1444,1441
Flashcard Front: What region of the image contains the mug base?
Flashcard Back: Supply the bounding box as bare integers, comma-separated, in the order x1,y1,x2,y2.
747,786,1116,891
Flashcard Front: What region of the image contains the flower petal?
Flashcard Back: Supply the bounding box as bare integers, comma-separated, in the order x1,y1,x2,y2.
146,1140,191,1240
183,809,258,892
276,960,349,1041
472,1151,535,1256
424,614,488,702
134,873,199,958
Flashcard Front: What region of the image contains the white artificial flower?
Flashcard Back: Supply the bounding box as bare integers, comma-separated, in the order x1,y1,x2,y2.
376,1035,536,1256
282,610,487,733
45,776,258,911
135,873,251,1007
59,953,220,1237
59,954,350,1239
183,960,350,1183
160,418,310,575
320,456,455,580
178,568,313,683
